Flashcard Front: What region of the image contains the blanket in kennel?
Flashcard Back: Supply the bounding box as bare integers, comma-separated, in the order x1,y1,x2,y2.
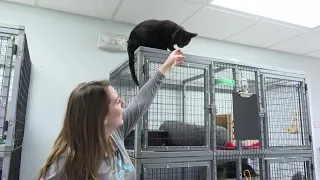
159,120,229,147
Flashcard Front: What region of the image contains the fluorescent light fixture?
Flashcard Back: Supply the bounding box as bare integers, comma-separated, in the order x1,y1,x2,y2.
210,0,320,28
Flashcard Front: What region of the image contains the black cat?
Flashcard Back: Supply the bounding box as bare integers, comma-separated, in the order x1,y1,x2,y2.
127,19,197,86
217,161,257,178
291,172,304,180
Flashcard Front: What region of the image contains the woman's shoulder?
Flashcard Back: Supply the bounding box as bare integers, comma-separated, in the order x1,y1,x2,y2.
41,155,66,180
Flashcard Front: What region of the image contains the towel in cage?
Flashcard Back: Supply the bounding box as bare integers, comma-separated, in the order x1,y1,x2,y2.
159,120,229,147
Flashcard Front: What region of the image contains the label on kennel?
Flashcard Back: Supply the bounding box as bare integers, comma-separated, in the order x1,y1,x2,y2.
232,92,261,140
215,78,235,86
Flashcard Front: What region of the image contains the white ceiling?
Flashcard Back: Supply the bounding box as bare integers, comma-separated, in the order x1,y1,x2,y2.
5,0,320,59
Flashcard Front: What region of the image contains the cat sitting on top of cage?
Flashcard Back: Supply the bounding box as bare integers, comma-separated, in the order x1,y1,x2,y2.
127,19,198,86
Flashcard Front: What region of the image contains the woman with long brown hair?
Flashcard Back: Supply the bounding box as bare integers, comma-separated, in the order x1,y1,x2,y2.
37,49,185,180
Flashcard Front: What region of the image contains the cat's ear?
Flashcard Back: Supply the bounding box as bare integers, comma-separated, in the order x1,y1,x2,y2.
191,33,198,38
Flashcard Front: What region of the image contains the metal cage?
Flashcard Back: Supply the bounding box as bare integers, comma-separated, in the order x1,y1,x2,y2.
109,46,315,179
110,48,212,156
0,24,31,180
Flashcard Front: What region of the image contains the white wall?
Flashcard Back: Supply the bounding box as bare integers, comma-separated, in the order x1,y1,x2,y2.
0,1,319,179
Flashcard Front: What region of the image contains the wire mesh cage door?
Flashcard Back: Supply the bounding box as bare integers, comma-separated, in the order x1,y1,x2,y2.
0,25,32,180
141,161,211,180
141,56,211,152
260,74,312,150
0,34,15,146
215,155,264,180
265,157,314,180
212,62,264,156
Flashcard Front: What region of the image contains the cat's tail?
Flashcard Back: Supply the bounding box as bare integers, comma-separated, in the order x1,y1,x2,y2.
128,51,140,86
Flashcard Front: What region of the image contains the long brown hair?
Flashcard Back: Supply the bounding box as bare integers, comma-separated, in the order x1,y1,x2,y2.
37,80,115,180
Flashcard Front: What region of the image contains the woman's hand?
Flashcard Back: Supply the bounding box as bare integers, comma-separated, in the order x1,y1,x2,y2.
159,49,185,76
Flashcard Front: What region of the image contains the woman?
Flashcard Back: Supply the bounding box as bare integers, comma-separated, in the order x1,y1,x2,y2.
37,49,185,180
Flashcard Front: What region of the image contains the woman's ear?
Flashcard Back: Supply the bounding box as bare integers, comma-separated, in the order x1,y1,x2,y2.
104,116,108,126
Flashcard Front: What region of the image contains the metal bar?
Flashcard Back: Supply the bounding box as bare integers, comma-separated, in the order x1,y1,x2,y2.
260,74,269,150
255,70,266,180
139,157,212,164
0,23,25,31
264,153,313,159
0,36,14,139
215,149,264,156
209,62,216,180
182,74,204,84
306,159,313,180
143,146,210,152
143,161,210,169
207,161,212,180
144,51,212,67
6,31,25,150
301,82,311,147
232,66,242,180
137,46,307,77
303,79,316,179
134,158,142,180
182,83,186,124
265,157,311,163
214,66,228,73
115,79,233,93
297,84,306,147
0,28,20,36
130,150,213,159
143,58,149,150
203,68,209,149
265,158,270,180
133,50,144,159
1,154,11,180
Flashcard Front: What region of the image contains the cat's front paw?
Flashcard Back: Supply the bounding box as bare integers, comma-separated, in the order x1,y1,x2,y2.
168,46,176,51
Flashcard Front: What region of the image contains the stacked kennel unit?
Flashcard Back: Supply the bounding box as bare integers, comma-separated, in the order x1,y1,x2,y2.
0,24,32,180
109,46,315,180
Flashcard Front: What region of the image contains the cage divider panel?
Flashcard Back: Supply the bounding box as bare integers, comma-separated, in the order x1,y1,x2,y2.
232,92,261,140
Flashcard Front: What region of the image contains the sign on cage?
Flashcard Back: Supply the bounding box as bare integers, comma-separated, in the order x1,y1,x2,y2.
232,70,261,140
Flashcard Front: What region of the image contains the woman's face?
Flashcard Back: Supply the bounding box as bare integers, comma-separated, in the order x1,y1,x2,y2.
105,86,125,129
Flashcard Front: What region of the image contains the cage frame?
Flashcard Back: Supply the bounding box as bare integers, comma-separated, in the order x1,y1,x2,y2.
265,155,314,180
260,72,313,152
142,55,211,152
109,46,315,179
0,23,31,180
131,156,212,180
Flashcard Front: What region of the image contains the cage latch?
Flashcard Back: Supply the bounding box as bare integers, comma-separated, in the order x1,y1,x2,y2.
207,104,216,114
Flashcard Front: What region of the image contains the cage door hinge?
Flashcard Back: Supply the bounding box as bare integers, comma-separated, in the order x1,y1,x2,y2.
259,108,265,117
12,44,18,55
309,134,312,143
311,163,314,171
305,84,308,91
208,105,216,114
142,63,146,74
